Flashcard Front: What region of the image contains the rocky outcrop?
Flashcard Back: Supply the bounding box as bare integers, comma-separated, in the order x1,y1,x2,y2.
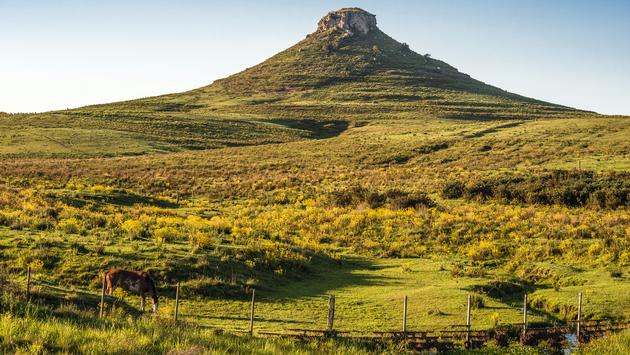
316,8,377,36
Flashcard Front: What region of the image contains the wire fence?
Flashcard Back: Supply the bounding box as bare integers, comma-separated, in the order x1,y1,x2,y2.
15,267,630,351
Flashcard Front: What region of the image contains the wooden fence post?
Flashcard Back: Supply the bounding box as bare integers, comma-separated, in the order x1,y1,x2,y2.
249,289,256,336
577,292,583,345
99,273,106,319
174,282,180,322
466,294,471,348
327,295,335,334
26,266,32,301
403,295,408,336
522,293,528,343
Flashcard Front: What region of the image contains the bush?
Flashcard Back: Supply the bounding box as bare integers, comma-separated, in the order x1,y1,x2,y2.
464,181,494,201
470,294,485,309
329,186,434,209
472,280,525,299
467,240,502,261
57,218,82,234
442,181,465,199
415,142,449,154
385,190,435,209
120,219,144,240
447,170,630,209
153,226,180,243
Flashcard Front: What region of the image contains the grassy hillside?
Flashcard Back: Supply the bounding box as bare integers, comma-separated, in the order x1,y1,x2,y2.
0,8,594,159
0,113,348,157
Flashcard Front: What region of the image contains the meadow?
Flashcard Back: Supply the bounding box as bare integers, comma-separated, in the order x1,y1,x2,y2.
1,14,630,352
1,113,629,353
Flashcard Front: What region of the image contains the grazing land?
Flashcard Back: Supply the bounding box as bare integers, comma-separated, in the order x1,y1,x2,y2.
1,7,629,354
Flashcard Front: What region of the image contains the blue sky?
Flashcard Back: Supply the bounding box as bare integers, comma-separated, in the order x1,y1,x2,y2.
1,0,629,114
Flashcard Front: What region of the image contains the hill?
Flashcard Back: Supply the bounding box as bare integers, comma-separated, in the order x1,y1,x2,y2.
0,8,594,158
90,8,583,121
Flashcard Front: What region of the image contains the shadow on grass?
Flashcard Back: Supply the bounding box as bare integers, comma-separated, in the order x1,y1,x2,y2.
261,257,392,301
463,121,524,138
57,191,178,209
25,253,389,318
269,119,349,139
465,280,563,324
29,284,147,321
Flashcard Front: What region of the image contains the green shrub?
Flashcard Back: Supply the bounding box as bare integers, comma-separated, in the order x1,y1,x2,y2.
470,294,485,309
57,217,82,234
120,219,144,240
153,226,180,243
448,170,630,209
329,186,434,209
442,181,465,199
467,240,502,261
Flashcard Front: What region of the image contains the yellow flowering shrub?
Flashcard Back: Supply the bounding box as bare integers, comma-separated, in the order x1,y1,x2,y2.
120,219,144,239
57,218,82,234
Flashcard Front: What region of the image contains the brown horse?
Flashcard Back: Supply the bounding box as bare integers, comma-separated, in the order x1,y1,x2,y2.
105,269,158,313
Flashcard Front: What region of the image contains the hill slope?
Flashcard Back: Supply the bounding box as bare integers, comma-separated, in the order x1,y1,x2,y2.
0,8,594,157
88,8,584,121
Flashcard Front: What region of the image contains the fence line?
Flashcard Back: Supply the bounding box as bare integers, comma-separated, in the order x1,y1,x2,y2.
18,268,630,351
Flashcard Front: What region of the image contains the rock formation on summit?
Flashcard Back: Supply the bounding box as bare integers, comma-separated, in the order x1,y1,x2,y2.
316,8,377,36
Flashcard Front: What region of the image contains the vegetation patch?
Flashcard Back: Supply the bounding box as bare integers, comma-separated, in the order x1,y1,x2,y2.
443,170,630,209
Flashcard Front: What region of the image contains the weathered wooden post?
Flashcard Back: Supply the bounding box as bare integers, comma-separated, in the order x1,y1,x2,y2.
522,293,528,343
249,289,256,336
466,294,472,348
26,266,32,301
174,282,180,322
577,292,583,344
99,272,106,319
403,295,408,337
327,295,335,334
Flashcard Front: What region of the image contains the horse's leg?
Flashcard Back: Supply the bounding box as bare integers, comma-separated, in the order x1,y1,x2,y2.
140,293,145,312
105,275,114,296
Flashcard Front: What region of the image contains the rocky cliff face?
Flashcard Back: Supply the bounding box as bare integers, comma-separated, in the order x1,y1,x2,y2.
316,8,377,36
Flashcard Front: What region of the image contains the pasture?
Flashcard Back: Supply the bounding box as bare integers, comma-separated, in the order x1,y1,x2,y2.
0,114,628,353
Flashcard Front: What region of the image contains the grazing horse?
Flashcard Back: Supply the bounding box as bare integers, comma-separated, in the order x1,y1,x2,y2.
105,269,158,313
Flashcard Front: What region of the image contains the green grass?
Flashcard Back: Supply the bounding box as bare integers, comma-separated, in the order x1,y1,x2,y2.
0,114,348,157
0,300,395,354
579,329,630,354
4,223,630,335
1,7,630,353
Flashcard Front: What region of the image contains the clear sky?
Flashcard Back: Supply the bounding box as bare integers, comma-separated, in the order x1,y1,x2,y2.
1,0,629,115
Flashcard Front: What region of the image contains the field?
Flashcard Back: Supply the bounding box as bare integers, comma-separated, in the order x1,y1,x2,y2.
2,10,630,353
1,113,629,353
